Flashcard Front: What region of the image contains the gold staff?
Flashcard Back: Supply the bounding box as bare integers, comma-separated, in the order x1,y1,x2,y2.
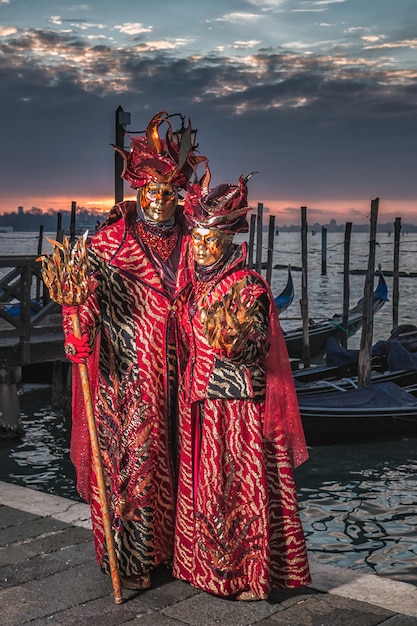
37,233,123,605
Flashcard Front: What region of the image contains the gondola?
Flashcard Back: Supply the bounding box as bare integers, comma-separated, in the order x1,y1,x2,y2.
294,334,417,446
284,269,388,360
274,266,294,314
294,325,417,392
297,381,417,446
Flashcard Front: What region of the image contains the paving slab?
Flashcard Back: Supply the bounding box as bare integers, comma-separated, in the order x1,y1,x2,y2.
162,590,284,625
0,585,70,626
0,514,69,545
256,594,395,625
23,560,111,605
0,541,46,567
21,525,92,553
381,617,417,626
26,594,152,626
0,482,90,528
48,539,97,567
0,552,71,587
136,575,201,611
0,505,37,528
309,560,417,617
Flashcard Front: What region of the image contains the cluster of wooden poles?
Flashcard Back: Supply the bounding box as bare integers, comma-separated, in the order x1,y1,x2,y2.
247,198,404,379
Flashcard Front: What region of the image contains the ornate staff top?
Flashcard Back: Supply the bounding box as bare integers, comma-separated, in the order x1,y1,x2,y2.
37,232,92,306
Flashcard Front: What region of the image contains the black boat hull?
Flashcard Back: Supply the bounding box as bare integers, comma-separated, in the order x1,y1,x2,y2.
297,381,417,446
301,409,417,446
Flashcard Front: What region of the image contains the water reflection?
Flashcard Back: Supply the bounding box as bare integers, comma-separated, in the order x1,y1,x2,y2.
0,385,79,501
295,440,417,585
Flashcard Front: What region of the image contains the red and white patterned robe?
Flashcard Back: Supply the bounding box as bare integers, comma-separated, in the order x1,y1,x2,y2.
63,201,190,578
173,243,311,598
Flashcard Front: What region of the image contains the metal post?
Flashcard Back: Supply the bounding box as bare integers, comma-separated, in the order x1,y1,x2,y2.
115,106,127,205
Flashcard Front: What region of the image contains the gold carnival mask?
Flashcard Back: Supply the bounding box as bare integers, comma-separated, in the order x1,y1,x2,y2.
140,181,178,222
191,227,233,267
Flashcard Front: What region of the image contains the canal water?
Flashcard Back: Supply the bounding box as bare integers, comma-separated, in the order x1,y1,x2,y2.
295,438,417,585
1,230,417,586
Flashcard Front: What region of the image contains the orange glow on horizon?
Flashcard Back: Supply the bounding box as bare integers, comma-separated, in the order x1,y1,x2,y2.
0,193,415,225
0,194,135,215
252,197,417,226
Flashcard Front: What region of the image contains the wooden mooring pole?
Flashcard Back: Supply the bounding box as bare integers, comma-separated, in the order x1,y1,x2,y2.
56,212,64,243
393,217,401,329
358,198,379,387
248,213,256,269
70,201,77,243
300,206,310,367
341,222,352,349
35,225,44,302
0,366,22,438
321,226,327,276
255,203,263,274
266,215,275,285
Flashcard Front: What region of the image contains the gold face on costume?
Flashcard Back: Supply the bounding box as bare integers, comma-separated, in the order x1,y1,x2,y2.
191,228,232,267
140,182,178,222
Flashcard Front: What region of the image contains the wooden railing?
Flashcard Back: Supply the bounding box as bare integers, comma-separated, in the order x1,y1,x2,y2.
0,256,63,366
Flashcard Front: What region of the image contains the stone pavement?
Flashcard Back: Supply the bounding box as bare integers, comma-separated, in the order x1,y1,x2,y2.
1,481,416,626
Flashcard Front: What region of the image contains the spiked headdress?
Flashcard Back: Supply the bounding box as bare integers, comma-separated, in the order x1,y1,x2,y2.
113,111,207,190
184,166,257,234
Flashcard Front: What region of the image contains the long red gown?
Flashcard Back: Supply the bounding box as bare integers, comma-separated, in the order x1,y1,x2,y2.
63,201,190,578
173,243,311,598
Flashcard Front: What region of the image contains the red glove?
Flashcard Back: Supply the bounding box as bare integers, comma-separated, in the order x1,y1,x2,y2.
62,305,81,317
64,332,91,364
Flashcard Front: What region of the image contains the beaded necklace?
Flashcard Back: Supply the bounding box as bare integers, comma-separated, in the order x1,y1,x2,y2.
135,219,180,261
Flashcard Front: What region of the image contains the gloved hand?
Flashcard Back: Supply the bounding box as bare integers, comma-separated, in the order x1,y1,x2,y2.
62,305,81,317
200,279,259,357
64,332,91,364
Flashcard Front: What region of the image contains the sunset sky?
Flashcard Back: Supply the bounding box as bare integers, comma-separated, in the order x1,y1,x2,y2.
1,0,416,225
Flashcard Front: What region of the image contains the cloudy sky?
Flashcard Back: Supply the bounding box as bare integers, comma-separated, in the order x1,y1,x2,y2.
1,0,416,225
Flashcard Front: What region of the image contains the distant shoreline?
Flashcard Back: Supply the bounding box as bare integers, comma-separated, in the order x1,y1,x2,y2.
1,207,417,234
2,221,417,235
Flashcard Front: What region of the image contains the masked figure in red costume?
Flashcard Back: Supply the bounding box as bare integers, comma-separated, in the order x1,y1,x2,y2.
173,170,311,600
61,112,206,590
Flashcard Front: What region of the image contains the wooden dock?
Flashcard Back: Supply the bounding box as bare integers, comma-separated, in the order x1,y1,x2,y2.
0,255,67,435
0,255,65,368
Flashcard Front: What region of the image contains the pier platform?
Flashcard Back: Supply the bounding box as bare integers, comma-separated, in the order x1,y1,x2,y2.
0,253,66,431
1,481,416,625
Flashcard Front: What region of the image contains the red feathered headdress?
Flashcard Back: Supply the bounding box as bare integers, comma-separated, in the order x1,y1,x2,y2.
184,166,257,234
113,111,207,190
